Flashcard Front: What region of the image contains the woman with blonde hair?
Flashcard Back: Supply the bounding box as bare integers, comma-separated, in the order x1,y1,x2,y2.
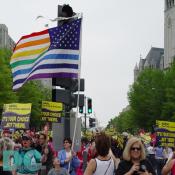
116,137,155,175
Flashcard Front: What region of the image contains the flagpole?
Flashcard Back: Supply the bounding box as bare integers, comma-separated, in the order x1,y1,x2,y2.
72,13,83,151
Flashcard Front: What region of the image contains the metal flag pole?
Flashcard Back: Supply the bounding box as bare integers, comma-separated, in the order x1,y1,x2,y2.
72,13,83,150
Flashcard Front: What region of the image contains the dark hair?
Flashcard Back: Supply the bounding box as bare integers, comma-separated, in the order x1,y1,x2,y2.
63,138,72,146
95,133,111,157
150,142,153,147
81,137,88,145
40,133,47,140
34,134,40,139
62,4,74,17
22,135,31,140
49,137,53,142
90,138,95,144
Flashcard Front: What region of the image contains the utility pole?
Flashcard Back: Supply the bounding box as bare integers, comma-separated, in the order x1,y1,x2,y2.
84,96,87,134
52,4,84,140
52,4,74,138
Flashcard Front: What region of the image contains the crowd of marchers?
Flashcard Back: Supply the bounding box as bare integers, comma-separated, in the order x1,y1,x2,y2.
0,130,175,175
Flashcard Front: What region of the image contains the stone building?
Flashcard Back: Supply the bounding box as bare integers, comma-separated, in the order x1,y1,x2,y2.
134,47,164,81
0,24,15,50
134,0,175,81
164,0,175,68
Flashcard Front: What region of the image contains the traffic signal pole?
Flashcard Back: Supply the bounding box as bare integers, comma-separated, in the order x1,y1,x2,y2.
84,96,92,134
84,96,87,134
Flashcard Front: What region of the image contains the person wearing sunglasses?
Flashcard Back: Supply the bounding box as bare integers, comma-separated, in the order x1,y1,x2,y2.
116,137,156,175
57,138,80,175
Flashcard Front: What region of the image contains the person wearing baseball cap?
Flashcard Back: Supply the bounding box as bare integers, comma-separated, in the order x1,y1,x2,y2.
15,134,42,175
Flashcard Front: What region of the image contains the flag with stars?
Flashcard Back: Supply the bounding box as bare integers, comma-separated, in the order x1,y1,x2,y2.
10,18,82,90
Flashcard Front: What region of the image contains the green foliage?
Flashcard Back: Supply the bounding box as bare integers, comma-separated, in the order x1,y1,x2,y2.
0,48,51,129
109,64,175,133
15,81,51,129
128,68,165,130
0,49,18,114
161,62,175,121
108,109,137,134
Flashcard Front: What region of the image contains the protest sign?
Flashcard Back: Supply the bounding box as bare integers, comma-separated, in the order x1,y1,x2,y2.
41,101,63,123
156,120,175,147
1,103,31,129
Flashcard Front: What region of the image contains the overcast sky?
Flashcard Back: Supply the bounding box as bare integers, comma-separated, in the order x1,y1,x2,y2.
0,0,164,126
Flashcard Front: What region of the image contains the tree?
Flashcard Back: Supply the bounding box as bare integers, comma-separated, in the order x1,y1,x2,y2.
107,108,137,134
16,81,51,129
0,49,18,115
161,62,175,121
0,48,52,129
128,68,165,130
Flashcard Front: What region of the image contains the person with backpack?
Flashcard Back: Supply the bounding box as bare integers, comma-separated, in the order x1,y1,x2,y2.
15,135,42,175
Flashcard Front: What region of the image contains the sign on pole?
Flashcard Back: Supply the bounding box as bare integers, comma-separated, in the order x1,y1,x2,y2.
41,101,63,123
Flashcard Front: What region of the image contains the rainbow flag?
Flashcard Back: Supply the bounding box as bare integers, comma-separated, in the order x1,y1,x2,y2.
10,18,81,90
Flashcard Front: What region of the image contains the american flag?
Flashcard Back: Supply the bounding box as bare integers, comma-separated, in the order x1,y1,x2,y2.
10,18,82,90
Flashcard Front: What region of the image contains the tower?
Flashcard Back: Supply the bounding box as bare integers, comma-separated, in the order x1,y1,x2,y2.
134,63,139,82
0,24,8,48
164,0,175,68
0,24,15,50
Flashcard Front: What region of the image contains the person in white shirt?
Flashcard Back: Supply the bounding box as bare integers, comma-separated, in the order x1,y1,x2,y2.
163,146,173,162
84,133,115,175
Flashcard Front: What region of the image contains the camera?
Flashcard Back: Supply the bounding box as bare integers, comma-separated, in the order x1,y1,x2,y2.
139,164,146,172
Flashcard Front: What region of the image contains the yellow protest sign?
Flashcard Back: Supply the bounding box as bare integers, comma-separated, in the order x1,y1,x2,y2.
42,101,63,111
1,103,32,129
156,120,175,132
41,101,63,123
156,120,175,147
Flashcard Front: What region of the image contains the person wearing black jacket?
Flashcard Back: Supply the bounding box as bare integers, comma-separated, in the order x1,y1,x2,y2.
116,137,156,175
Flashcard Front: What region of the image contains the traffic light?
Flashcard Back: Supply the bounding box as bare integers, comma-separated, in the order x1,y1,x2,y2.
53,78,85,92
89,117,95,128
79,106,83,113
87,98,92,114
58,4,74,18
58,4,76,26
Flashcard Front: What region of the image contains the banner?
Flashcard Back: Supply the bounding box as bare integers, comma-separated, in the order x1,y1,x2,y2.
156,120,175,132
1,103,31,129
41,101,63,123
156,120,175,147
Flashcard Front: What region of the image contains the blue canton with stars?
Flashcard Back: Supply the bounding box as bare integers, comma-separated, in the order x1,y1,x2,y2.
48,19,81,50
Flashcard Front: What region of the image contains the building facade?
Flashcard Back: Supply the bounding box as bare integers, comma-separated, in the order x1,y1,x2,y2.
0,24,15,50
134,47,164,81
134,1,175,80
164,0,175,68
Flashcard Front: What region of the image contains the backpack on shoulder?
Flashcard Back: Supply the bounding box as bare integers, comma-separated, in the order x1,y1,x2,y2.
17,149,41,174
